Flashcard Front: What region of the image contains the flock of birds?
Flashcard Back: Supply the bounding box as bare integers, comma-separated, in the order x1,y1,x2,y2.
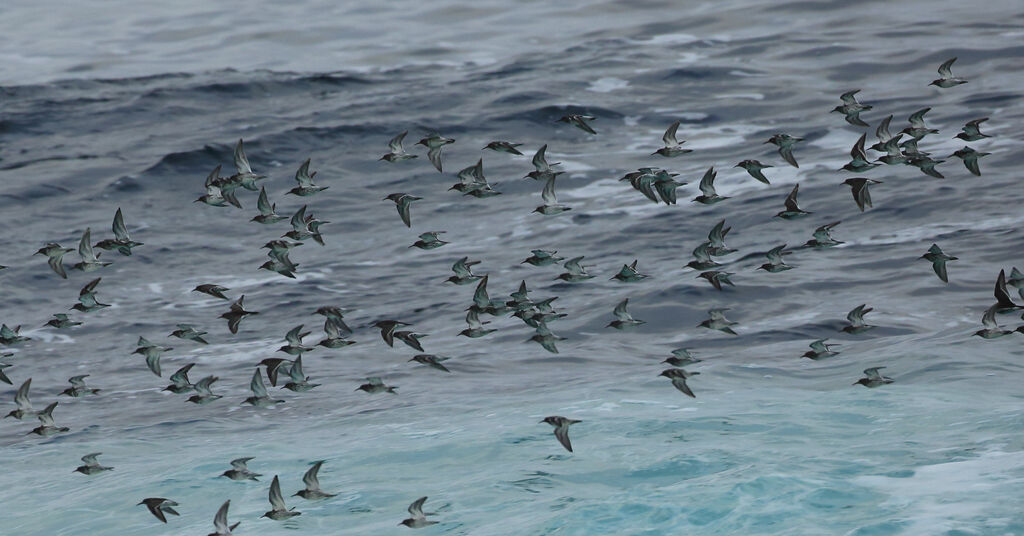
2,55,1020,533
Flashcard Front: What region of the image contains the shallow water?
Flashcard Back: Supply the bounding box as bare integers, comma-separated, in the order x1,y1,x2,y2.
2,0,1024,534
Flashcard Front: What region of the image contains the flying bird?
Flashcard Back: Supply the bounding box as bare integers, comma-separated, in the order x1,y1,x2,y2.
804,221,843,248
775,184,811,219
94,208,144,255
698,270,735,290
35,243,74,279
663,348,702,367
287,158,327,196
765,133,802,167
706,219,736,256
416,133,455,172
220,295,258,334
699,308,737,335
659,368,698,397
525,144,562,181
446,256,483,285
384,193,422,228
919,244,957,283
357,377,397,394
556,256,594,282
75,452,113,475
244,368,285,408
528,324,565,354
869,115,896,152
294,460,336,499
186,375,222,405
318,318,356,349
251,186,286,224
901,108,939,141
60,374,100,397
5,378,35,419
692,167,729,205
459,309,495,338
283,355,320,392
262,475,301,520
557,114,597,134
533,174,571,215
607,298,645,329
686,242,720,271
522,249,564,266
374,320,409,347
652,120,691,157
854,367,894,388
735,160,773,184
229,138,266,190
208,500,240,536
278,324,314,356
138,498,180,524
974,304,1012,339
163,363,196,394
195,166,230,207
929,57,967,88
411,231,448,250
72,277,110,313
758,244,792,273
221,457,261,481
44,313,81,329
410,354,452,373
395,330,428,352
842,304,875,334
955,117,990,142
400,496,439,528
831,89,872,126
193,284,230,300
483,140,523,155
993,269,1021,312
802,339,839,360
541,416,580,452
381,131,418,162
170,324,208,344
611,260,647,282
0,324,28,346
950,146,990,176
72,228,111,272
843,178,881,212
30,401,70,436
842,133,879,172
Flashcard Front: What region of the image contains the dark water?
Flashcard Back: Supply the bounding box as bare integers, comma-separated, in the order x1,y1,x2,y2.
2,1,1024,534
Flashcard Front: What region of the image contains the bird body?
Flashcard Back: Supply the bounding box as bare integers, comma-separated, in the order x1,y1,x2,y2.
557,114,597,134
855,367,893,388
541,416,580,452
930,57,967,88
294,460,336,499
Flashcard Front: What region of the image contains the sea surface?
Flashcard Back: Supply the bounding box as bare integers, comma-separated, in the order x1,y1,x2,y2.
2,1,1024,534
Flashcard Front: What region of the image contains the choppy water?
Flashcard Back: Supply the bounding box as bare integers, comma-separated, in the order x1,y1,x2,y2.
3,1,1024,534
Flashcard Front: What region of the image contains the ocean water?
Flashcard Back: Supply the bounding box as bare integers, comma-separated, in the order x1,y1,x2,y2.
2,0,1024,534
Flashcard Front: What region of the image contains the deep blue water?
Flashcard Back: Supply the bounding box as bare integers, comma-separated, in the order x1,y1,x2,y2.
2,1,1024,534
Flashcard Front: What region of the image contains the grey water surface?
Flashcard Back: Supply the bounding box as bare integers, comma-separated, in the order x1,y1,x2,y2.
2,0,1024,534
